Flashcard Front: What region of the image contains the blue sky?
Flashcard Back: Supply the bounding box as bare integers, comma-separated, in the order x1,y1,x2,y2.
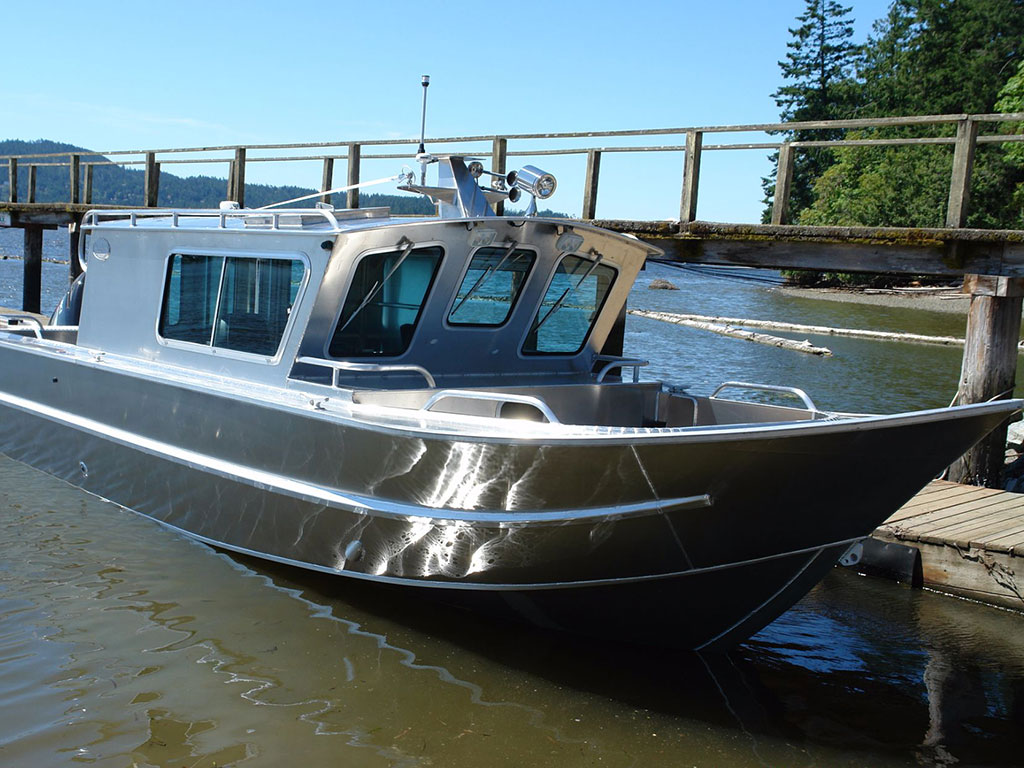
4,0,895,222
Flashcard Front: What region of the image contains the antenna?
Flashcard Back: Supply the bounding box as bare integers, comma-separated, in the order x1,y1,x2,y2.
417,75,430,184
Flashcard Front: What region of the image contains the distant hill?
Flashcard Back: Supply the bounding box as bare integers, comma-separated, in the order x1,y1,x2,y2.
0,139,435,213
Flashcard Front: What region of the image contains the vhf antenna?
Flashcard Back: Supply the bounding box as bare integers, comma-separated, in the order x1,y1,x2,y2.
417,75,430,185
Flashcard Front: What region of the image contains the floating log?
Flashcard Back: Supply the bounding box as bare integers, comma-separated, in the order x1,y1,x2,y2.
632,310,832,356
630,309,965,347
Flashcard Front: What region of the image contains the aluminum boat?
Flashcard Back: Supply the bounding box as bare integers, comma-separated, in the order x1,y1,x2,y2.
0,155,1018,650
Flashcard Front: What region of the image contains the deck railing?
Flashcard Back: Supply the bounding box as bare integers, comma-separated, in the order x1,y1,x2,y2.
3,113,1024,226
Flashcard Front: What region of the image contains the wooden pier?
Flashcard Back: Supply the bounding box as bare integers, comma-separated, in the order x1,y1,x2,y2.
871,481,1024,611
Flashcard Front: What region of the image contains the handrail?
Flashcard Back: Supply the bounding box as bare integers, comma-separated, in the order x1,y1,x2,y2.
3,112,1023,162
594,356,649,383
710,381,820,413
296,356,436,388
81,207,344,230
0,315,44,339
421,389,561,424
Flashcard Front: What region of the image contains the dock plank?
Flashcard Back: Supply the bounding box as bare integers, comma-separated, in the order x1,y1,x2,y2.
893,485,988,513
901,498,1024,536
979,525,1024,548
884,494,1018,528
922,504,1024,538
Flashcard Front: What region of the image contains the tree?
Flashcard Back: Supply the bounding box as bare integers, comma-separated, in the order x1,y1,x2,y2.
995,57,1024,219
800,0,1024,230
762,0,862,222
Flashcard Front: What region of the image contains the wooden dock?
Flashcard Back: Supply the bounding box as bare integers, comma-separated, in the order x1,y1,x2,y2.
873,481,1024,610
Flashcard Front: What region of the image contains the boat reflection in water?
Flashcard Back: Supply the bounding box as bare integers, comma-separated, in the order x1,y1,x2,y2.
0,154,1019,652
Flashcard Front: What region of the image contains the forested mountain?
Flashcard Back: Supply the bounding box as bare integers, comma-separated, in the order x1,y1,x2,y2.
0,139,434,214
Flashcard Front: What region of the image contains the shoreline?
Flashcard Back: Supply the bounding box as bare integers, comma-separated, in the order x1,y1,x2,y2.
773,285,970,314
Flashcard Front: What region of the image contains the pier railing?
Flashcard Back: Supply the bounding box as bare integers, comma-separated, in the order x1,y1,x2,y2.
3,113,1024,225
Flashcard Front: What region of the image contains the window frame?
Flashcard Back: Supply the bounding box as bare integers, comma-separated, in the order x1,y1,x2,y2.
325,241,446,360
519,254,619,357
156,248,310,364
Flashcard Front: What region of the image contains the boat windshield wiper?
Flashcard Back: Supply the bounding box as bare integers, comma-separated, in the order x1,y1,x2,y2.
530,253,604,335
449,240,519,317
336,238,415,336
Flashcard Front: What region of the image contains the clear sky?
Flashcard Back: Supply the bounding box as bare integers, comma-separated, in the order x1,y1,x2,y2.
3,0,895,222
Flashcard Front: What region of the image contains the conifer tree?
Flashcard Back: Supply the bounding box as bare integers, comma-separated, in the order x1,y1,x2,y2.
763,0,861,222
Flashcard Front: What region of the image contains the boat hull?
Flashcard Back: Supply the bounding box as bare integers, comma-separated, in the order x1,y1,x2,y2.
0,344,1018,649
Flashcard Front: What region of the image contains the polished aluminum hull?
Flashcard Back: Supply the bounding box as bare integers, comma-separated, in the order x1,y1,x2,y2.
1,340,1018,650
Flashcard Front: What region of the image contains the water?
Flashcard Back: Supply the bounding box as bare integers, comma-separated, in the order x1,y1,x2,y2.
3,228,1024,765
4,455,1024,767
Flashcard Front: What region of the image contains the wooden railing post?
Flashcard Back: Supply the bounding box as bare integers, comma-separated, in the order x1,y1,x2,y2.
771,143,795,225
582,149,602,220
946,118,978,228
346,143,360,209
144,152,160,207
679,130,702,224
230,147,246,207
84,164,94,205
7,158,17,203
492,137,507,216
69,154,81,204
22,225,43,314
27,165,36,203
320,157,334,205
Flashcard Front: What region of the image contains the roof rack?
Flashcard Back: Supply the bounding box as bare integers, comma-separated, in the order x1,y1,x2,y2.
81,206,391,233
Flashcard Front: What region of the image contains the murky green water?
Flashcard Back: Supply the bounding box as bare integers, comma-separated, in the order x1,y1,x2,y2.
3,454,1024,767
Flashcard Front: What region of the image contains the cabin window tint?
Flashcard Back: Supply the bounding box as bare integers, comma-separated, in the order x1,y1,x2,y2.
522,255,617,355
329,245,443,358
447,246,535,326
159,254,305,356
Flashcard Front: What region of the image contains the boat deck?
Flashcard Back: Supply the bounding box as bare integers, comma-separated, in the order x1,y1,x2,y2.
874,480,1024,610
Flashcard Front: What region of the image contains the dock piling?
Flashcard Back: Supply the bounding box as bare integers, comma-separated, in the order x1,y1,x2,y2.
22,226,42,315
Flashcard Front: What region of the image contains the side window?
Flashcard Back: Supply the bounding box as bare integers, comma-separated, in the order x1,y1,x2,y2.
329,245,443,358
522,255,617,355
161,254,224,344
159,254,305,357
448,246,535,326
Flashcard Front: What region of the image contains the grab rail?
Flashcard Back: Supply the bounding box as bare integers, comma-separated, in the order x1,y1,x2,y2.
710,381,820,413
296,356,436,388
594,356,649,383
0,315,44,339
421,389,561,424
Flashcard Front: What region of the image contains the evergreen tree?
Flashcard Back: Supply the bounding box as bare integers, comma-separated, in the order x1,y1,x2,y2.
762,0,861,222
801,0,1024,230
995,58,1024,219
